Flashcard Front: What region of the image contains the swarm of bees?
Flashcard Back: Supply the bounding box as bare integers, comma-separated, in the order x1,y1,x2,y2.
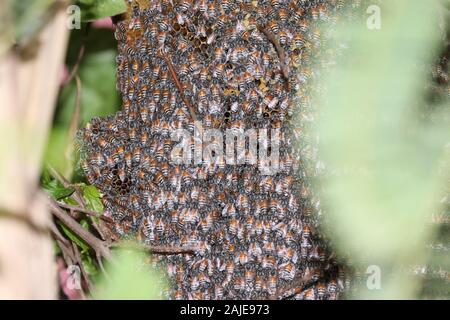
78,0,360,299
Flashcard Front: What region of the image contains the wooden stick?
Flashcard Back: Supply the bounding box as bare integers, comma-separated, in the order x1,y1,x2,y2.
160,50,199,123
257,25,291,90
271,273,317,300
57,202,114,224
49,197,112,261
111,242,199,255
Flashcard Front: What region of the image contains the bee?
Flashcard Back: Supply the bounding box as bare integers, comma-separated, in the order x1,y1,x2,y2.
181,170,191,186
112,146,125,163
197,88,207,104
228,218,238,235
198,0,207,13
132,147,141,164
266,20,279,34
177,0,192,12
278,8,288,24
175,107,188,121
199,214,213,232
215,14,227,28
198,273,210,287
214,284,224,299
302,224,311,238
153,171,165,186
140,131,148,145
262,255,276,270
198,191,207,208
155,144,165,161
262,53,270,68
259,176,273,193
226,260,235,276
139,106,149,123
236,251,249,265
160,71,169,87
298,18,309,33
248,88,259,102
317,283,326,299
279,262,296,281
153,88,161,103
311,6,319,20
126,87,135,101
174,289,184,300
312,29,321,46
293,33,305,48
162,102,174,117
157,31,166,47
233,277,245,291
268,275,277,294
304,288,315,300
128,126,136,141
213,63,225,79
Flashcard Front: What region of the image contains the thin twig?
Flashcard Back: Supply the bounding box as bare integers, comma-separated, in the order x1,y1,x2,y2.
257,25,291,90
271,273,317,300
160,50,199,123
111,242,199,255
47,165,86,207
50,220,70,245
49,197,112,261
56,239,75,267
72,241,92,294
66,23,90,84
57,202,114,224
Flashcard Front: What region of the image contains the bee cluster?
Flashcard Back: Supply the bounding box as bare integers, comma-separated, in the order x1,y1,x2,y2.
79,0,354,299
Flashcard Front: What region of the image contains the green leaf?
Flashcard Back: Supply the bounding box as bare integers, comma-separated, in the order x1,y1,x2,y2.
59,222,90,253
81,253,99,276
63,196,79,206
42,178,75,200
44,126,72,177
92,245,168,299
76,0,127,22
82,185,104,213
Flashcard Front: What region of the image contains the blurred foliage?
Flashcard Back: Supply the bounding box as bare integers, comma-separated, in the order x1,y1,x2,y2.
46,22,120,178
313,0,449,299
75,0,127,21
9,0,55,47
92,246,167,300
83,185,104,212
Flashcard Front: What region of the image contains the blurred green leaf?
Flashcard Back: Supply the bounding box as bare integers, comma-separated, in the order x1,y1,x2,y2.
11,0,54,44
82,185,104,213
42,178,75,200
313,0,448,299
56,25,121,128
92,246,167,300
63,196,80,206
44,126,72,177
76,0,127,21
59,222,90,253
81,253,99,276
